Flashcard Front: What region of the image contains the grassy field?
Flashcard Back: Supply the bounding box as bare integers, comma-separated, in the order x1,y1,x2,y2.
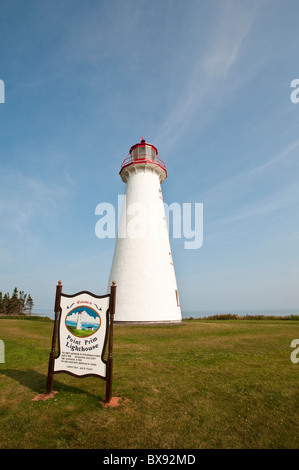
0,317,298,449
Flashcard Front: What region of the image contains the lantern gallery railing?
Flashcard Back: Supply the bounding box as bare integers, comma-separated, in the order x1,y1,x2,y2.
120,152,166,172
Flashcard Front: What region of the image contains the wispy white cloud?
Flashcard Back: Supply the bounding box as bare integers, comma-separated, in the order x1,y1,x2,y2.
212,179,299,227
203,138,299,234
202,1,255,78
154,1,258,147
0,170,73,244
250,139,299,175
203,137,299,205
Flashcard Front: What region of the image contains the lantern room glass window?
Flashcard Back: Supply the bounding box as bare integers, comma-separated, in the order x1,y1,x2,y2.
149,147,157,160
130,144,157,161
131,148,138,160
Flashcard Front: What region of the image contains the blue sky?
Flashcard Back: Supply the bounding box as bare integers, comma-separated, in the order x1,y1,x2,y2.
0,0,298,315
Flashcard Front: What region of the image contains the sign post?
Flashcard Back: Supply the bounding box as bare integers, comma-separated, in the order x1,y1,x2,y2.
105,281,116,404
46,280,62,396
33,281,117,405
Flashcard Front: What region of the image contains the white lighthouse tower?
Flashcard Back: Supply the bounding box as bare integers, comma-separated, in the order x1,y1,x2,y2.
108,138,182,323
76,310,82,330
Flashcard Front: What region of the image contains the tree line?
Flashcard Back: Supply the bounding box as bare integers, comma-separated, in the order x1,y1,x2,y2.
0,287,34,315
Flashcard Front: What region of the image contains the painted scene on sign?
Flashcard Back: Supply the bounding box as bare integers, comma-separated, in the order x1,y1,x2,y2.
65,306,101,337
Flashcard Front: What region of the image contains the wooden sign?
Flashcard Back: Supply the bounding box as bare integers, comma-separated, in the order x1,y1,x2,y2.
43,281,116,405
54,292,109,378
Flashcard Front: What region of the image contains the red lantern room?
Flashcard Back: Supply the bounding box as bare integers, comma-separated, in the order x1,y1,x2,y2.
119,138,167,183
129,138,158,161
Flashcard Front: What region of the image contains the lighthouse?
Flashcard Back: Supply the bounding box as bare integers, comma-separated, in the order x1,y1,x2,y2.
108,139,182,323
76,310,82,330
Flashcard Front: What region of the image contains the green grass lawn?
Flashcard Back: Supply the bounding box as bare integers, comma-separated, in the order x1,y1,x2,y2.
66,324,98,337
0,318,298,449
